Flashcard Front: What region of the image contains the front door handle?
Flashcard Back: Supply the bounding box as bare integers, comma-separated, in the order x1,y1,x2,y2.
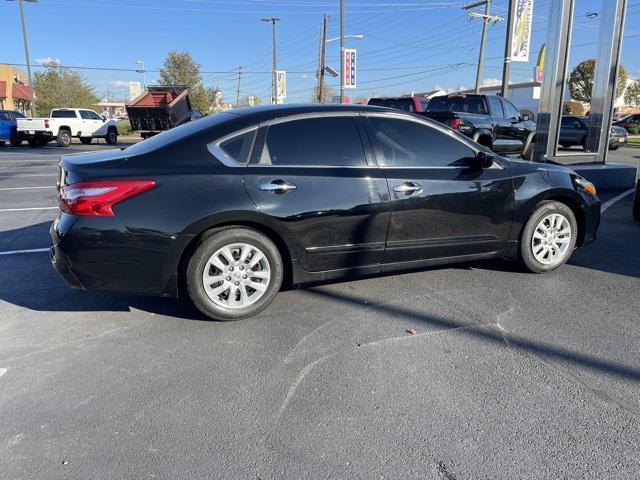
393,182,422,195
259,180,297,194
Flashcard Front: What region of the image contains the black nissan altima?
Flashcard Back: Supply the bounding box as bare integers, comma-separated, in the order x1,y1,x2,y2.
51,104,600,321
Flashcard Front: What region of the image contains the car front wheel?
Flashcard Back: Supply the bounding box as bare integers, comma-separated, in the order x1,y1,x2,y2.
57,129,72,147
520,201,578,273
105,129,118,145
186,227,283,321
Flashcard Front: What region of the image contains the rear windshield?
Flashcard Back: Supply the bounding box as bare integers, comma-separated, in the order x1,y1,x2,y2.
52,110,77,118
368,98,415,112
427,96,488,115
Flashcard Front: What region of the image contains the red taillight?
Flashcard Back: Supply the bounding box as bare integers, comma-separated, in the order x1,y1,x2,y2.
59,179,155,216
450,118,462,129
44,119,49,128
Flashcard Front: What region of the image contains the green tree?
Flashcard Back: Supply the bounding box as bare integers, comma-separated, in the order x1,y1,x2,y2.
238,94,262,107
568,59,628,103
159,50,210,112
624,79,640,106
310,84,338,103
33,63,98,116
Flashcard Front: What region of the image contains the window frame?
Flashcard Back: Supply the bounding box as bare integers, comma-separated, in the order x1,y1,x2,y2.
488,96,505,119
207,126,258,167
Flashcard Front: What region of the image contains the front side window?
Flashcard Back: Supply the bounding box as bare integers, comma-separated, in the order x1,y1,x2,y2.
79,110,92,119
87,110,102,120
488,97,504,118
368,116,475,168
260,116,366,167
0,112,10,120
502,100,520,120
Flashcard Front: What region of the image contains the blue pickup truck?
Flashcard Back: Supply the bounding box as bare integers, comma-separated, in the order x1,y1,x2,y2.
0,110,26,147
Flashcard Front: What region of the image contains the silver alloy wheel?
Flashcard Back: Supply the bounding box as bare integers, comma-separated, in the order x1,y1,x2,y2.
531,213,572,266
202,242,271,309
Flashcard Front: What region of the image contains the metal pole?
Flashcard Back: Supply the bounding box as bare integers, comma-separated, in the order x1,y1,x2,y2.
236,66,242,108
474,0,490,93
500,0,516,97
18,0,35,116
318,14,328,103
340,0,344,103
271,20,277,104
142,61,146,89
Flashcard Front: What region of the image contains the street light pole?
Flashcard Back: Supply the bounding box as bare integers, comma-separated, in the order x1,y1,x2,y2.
317,14,329,103
13,0,37,116
261,17,280,104
339,0,344,103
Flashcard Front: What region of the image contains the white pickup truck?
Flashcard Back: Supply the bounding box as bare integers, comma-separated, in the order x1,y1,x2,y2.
16,108,119,147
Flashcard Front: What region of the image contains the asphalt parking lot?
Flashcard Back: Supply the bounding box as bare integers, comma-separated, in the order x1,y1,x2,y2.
1,141,639,479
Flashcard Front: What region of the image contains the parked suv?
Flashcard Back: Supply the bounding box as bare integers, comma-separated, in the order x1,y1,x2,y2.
421,93,536,160
51,104,600,321
17,108,118,147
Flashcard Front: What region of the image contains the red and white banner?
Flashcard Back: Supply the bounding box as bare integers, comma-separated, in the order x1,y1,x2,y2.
343,48,357,89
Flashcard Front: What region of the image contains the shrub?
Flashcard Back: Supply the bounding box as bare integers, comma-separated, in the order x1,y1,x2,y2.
562,100,586,115
627,125,640,135
116,120,132,136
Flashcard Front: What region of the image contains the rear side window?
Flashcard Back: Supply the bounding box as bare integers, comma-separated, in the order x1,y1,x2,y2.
488,97,504,118
368,116,475,168
52,110,77,118
260,116,366,167
428,96,488,114
220,130,256,163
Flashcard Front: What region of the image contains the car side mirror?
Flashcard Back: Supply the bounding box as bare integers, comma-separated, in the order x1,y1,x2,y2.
472,151,494,170
101,115,107,122
521,113,530,122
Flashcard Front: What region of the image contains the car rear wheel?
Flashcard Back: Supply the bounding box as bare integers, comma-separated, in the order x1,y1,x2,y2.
57,129,71,147
80,137,92,145
10,139,22,147
28,137,47,147
0,141,5,146
520,201,577,273
186,228,283,321
105,129,118,145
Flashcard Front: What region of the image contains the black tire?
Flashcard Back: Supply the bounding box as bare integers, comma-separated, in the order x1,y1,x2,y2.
105,128,118,145
56,129,72,147
519,201,578,273
10,139,22,147
633,186,640,222
186,227,283,321
80,137,92,145
581,137,587,151
0,141,5,146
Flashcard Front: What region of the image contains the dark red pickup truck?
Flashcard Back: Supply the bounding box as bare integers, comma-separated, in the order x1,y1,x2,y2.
367,96,429,112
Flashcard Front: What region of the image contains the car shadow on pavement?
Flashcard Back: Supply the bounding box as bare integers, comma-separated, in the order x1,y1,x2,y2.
303,287,640,384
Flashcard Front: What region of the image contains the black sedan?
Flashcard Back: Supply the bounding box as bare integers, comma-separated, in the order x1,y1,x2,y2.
51,104,600,321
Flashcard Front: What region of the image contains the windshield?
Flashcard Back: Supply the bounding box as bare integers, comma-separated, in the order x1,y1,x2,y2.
368,98,415,112
427,96,488,115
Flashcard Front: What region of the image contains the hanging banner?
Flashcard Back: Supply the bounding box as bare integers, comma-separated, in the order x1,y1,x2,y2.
511,0,534,62
343,49,357,89
276,70,286,103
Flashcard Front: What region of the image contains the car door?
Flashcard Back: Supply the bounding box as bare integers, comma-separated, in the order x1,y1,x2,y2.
486,96,509,154
242,113,390,272
79,110,103,136
497,99,528,154
87,110,108,135
364,113,515,264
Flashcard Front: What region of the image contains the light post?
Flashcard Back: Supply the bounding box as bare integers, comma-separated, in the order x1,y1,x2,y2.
8,0,37,116
261,17,280,104
135,59,146,88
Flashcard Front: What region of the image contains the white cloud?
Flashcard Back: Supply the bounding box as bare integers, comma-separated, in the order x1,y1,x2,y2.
111,80,130,87
35,57,61,66
481,77,502,87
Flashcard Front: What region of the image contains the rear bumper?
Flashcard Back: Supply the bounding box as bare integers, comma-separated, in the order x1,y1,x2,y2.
50,214,182,297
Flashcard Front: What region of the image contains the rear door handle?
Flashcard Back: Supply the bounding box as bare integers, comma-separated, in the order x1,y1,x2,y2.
392,182,422,195
259,180,297,194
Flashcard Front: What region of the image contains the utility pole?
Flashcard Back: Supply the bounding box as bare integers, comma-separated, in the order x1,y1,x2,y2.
500,0,517,98
463,0,503,94
317,14,329,103
13,0,37,116
235,66,242,108
339,0,345,103
261,17,280,104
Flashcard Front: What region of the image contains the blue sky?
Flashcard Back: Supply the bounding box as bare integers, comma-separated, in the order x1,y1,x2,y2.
1,0,639,104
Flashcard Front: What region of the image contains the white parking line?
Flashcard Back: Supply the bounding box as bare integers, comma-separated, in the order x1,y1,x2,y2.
0,207,57,212
601,188,636,213
0,247,49,256
0,186,52,191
